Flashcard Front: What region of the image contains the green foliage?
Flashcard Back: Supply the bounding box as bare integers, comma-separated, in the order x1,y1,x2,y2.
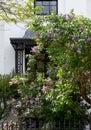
0,74,12,119
28,13,91,120
7,13,91,123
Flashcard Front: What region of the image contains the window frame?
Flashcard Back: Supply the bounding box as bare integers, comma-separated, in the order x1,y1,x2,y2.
34,0,58,15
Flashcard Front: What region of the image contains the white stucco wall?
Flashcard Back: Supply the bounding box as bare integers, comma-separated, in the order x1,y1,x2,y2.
0,22,5,74
0,22,26,74
58,0,87,16
86,0,91,18
0,0,91,74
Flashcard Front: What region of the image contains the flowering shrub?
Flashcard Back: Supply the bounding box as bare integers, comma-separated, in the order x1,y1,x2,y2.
7,12,91,121
30,12,91,106
7,75,53,120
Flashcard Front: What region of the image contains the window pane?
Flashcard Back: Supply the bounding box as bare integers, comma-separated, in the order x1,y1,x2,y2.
43,1,49,5
43,6,49,14
50,1,56,5
37,7,43,14
50,6,56,13
36,1,42,6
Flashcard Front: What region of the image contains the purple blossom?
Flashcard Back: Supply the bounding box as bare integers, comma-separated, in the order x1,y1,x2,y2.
79,26,84,31
47,32,54,39
72,36,77,41
31,46,39,54
85,38,90,44
77,47,81,53
64,14,70,19
35,32,40,37
11,108,16,114
47,28,55,39
64,14,74,19
68,14,74,19
71,44,78,49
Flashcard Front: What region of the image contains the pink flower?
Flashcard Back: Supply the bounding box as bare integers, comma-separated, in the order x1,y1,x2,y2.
71,44,78,49
11,98,16,103
45,79,50,85
31,46,39,54
35,96,39,102
17,101,22,107
9,81,13,86
11,108,16,114
55,28,60,32
9,80,19,86
25,95,29,99
41,86,48,93
6,101,10,105
26,100,29,102
17,89,21,93
30,100,33,104
14,80,19,85
3,123,8,129
49,28,53,33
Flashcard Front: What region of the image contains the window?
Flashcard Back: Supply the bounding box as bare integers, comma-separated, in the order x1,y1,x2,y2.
35,0,58,15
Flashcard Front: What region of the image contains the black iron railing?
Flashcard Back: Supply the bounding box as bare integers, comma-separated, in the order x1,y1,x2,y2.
0,119,91,130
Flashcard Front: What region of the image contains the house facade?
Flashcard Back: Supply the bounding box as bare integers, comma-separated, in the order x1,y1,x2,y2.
0,0,91,74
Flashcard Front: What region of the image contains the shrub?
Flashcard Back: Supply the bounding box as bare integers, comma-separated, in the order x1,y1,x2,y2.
7,12,91,123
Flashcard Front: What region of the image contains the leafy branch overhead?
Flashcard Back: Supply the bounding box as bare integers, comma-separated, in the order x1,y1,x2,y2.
0,0,40,23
